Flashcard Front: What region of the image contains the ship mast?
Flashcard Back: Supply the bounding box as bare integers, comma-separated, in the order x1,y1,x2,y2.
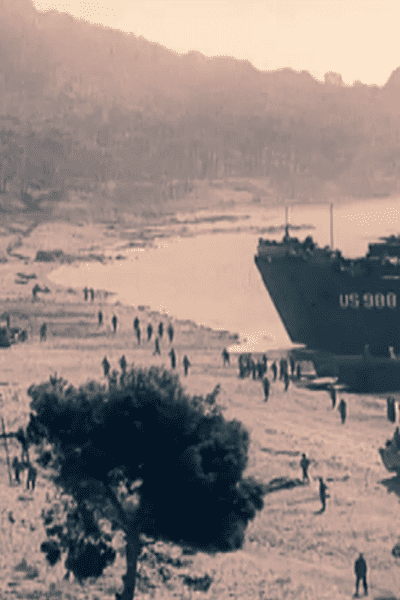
330,203,334,250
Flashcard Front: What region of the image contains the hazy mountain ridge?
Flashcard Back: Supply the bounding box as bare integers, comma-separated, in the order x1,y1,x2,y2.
1,0,400,210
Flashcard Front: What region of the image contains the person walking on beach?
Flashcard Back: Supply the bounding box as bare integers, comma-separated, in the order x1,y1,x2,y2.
222,348,230,366
168,348,176,369
167,322,174,343
147,323,153,341
40,323,47,342
262,376,270,402
153,337,161,356
158,322,164,339
262,354,268,374
183,355,191,376
26,463,37,492
90,288,94,301
102,356,110,377
136,327,141,345
318,477,328,512
251,357,257,380
134,317,139,331
98,310,103,326
296,363,301,380
354,553,368,597
289,356,295,377
329,385,337,409
119,355,127,374
284,371,290,391
300,453,310,483
83,287,88,301
271,361,277,382
112,314,118,333
339,398,347,424
12,457,23,484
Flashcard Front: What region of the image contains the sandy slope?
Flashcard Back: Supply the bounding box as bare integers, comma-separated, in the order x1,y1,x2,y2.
0,218,399,599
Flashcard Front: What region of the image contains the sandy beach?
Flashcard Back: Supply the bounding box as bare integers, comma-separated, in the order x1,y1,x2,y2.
0,210,399,600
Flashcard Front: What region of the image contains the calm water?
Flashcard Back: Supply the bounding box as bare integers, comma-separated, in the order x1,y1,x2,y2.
49,198,400,351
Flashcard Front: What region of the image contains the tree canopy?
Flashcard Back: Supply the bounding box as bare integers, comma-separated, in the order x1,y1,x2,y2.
27,363,264,600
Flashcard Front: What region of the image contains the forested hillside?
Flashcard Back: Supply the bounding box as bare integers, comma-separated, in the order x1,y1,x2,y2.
1,0,400,211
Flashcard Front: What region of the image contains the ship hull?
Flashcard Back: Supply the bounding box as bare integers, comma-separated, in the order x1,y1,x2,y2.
255,253,400,357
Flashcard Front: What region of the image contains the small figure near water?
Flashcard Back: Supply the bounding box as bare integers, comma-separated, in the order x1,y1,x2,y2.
134,317,139,331
271,361,277,382
329,385,337,409
83,287,88,301
40,323,47,342
147,323,153,341
98,310,103,326
283,371,290,391
262,376,270,402
318,476,328,512
119,355,127,374
300,453,310,483
354,553,368,597
112,314,118,333
136,327,141,345
167,323,174,343
339,398,347,424
102,356,110,377
183,355,191,376
158,322,164,338
168,348,176,369
153,337,161,356
89,288,94,301
222,348,230,366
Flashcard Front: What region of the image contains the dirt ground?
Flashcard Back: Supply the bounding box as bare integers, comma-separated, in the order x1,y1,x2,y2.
0,213,399,599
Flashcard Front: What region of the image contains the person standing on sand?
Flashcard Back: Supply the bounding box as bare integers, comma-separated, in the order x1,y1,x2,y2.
90,288,94,301
83,287,88,301
167,323,174,343
12,457,23,484
168,348,176,369
102,356,110,377
222,348,230,366
318,477,328,512
329,385,337,409
354,553,368,597
339,398,347,424
300,453,310,483
119,355,127,374
26,463,37,492
98,310,103,326
136,327,141,345
284,371,290,391
271,361,277,382
262,354,268,374
158,322,164,338
40,323,47,342
147,323,153,341
112,314,118,333
153,337,161,356
183,355,191,376
262,376,270,402
296,363,301,380
251,358,257,380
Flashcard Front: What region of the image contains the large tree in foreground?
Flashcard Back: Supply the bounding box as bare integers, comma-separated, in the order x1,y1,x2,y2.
26,364,264,600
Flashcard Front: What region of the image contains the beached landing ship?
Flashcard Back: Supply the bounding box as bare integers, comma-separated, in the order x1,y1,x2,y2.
255,228,400,391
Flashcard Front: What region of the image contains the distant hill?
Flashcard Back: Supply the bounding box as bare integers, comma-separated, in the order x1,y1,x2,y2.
1,0,400,210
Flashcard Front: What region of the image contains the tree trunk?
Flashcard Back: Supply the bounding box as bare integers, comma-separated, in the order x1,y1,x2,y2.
116,523,141,600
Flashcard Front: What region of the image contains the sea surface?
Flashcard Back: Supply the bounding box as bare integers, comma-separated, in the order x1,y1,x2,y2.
48,197,400,351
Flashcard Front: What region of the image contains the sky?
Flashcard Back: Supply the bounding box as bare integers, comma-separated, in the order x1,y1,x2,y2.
32,0,400,86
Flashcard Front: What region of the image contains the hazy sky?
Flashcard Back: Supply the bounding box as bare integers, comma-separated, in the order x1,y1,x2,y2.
32,0,400,86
